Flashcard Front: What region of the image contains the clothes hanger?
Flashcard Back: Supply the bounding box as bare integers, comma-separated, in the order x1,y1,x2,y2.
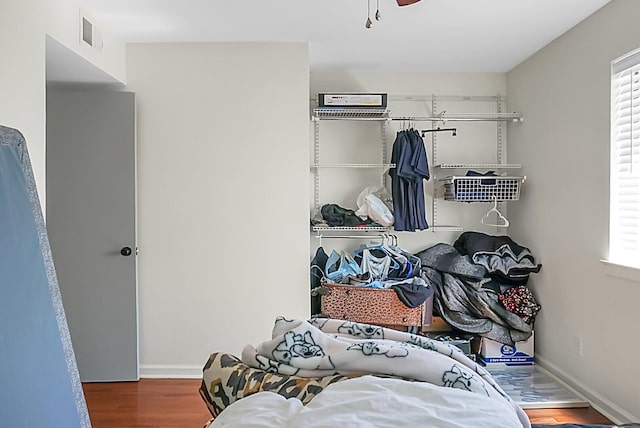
481,197,510,227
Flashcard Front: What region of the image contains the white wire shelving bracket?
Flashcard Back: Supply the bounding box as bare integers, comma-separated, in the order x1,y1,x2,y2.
311,106,393,236
424,96,525,232
310,96,525,234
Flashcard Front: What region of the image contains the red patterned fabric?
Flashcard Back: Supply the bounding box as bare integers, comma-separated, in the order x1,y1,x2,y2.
499,286,540,324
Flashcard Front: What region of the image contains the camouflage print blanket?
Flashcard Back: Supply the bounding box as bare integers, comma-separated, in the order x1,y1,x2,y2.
199,352,358,424
241,316,530,428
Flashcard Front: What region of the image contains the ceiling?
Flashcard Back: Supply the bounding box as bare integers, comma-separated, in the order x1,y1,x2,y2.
78,0,611,73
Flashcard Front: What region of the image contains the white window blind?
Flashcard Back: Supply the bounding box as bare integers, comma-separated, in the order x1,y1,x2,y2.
610,48,640,267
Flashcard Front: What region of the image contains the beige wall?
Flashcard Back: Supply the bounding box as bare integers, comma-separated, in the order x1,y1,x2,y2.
125,43,310,376
0,0,47,202
0,0,125,208
507,0,640,422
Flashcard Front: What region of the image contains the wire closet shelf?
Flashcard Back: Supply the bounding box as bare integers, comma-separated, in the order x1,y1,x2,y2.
312,107,390,120
312,108,523,123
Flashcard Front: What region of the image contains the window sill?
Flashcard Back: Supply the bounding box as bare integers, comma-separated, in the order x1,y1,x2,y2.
600,259,640,283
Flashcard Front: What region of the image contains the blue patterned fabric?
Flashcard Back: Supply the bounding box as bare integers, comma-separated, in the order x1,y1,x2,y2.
0,125,89,427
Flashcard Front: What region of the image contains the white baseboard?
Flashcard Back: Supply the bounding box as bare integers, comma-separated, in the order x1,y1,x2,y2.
139,364,202,379
536,355,638,425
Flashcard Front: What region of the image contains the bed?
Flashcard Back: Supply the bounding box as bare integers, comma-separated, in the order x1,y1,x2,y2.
199,316,630,428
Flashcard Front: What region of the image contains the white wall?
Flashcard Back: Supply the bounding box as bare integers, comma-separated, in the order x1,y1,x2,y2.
310,72,509,256
507,0,640,422
0,0,125,208
126,43,310,376
0,0,47,202
46,0,126,84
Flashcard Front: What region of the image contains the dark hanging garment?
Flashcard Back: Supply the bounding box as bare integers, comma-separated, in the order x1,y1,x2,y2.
408,129,429,230
388,129,430,231
310,246,329,315
389,131,410,230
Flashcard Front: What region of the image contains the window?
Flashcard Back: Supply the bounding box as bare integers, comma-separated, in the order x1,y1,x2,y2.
610,48,640,268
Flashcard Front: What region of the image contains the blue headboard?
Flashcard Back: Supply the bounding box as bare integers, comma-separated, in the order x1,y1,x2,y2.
0,125,91,427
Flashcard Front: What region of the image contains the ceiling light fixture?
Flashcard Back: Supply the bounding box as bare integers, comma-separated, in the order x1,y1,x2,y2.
365,0,423,29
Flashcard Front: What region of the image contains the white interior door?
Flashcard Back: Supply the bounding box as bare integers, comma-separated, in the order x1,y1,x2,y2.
46,88,138,382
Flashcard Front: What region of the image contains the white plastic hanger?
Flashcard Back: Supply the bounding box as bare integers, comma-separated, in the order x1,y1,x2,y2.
481,197,509,227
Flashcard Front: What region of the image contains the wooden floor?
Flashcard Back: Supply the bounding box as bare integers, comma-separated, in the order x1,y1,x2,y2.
83,379,212,428
83,379,613,428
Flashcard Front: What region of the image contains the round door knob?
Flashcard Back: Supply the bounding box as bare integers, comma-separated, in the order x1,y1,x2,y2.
120,247,132,256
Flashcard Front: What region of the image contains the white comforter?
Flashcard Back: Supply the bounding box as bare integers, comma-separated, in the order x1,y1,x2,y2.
236,317,529,428
210,375,527,428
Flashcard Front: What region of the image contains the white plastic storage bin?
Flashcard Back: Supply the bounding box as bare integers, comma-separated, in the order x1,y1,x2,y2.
442,176,524,202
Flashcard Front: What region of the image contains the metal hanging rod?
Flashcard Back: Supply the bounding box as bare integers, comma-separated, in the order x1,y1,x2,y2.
421,127,457,137
389,112,523,122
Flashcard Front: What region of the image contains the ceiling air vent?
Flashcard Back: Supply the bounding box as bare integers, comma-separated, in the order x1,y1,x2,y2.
82,17,93,47
80,12,103,52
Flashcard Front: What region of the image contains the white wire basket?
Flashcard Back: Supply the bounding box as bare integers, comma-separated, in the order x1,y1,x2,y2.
442,176,524,202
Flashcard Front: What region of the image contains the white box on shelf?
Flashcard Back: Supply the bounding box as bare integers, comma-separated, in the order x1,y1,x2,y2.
478,332,534,366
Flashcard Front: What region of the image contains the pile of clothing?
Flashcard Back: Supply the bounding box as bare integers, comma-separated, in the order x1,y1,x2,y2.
311,204,380,228
310,242,434,315
416,231,542,346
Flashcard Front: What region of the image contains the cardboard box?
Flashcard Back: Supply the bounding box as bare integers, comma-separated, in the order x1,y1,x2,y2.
478,332,534,366
422,316,452,332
